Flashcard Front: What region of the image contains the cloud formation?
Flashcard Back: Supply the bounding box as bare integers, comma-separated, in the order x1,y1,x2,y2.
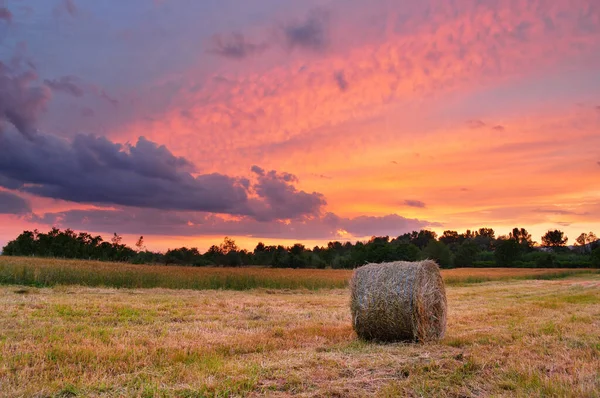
334,70,348,92
0,130,325,221
0,61,51,139
31,208,434,240
207,33,267,59
54,0,77,17
403,200,426,208
0,7,12,22
44,76,85,97
0,191,31,215
283,9,330,52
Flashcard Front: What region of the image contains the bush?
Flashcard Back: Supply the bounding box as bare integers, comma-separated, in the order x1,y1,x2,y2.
494,239,521,267
535,253,558,268
453,241,479,267
592,247,600,268
422,241,452,268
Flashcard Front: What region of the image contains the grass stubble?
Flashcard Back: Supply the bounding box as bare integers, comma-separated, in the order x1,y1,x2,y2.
0,267,598,397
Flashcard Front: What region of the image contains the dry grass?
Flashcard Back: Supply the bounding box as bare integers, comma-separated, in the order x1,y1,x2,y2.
0,256,597,291
1,273,599,397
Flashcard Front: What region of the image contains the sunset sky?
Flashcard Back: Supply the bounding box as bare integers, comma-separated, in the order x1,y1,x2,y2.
0,0,599,251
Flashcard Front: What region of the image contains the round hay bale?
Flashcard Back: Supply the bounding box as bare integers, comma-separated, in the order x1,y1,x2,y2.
350,260,447,342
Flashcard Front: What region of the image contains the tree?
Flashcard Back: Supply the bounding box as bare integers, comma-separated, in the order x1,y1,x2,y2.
412,230,438,249
135,236,145,252
439,230,460,246
474,228,496,251
541,230,568,249
111,233,123,246
494,238,522,266
422,240,452,268
509,227,534,251
219,237,238,254
575,232,597,253
591,247,600,268
453,241,479,267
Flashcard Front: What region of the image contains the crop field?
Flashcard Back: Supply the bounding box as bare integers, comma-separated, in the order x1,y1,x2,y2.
0,256,597,290
0,258,599,397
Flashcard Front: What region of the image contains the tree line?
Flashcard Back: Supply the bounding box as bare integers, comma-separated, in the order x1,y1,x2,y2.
2,227,599,269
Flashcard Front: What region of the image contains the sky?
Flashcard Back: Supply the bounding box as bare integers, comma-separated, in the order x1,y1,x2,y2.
0,0,599,251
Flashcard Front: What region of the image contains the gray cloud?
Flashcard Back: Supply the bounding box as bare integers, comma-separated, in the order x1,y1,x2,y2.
403,200,426,208
466,120,486,129
283,9,330,52
250,167,325,221
492,125,505,132
334,70,348,91
0,190,31,215
535,208,589,216
208,33,268,59
54,0,77,18
0,7,12,22
0,130,324,221
45,76,85,97
30,208,436,240
0,61,52,139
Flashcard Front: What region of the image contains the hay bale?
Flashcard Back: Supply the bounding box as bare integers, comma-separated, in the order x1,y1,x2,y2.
350,260,447,342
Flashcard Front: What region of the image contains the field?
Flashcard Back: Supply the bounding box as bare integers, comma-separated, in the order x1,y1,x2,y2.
0,258,599,397
0,256,597,290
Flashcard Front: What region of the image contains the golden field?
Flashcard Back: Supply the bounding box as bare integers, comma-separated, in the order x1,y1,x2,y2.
0,258,598,397
0,256,597,290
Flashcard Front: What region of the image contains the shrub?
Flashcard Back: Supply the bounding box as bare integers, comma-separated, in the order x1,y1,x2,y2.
592,247,600,268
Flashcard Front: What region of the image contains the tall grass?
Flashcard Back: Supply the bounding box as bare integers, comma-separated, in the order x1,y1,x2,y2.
0,257,597,291
0,257,350,290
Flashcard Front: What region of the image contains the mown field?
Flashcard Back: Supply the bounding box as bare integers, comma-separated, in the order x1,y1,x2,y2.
0,257,599,397
0,256,598,290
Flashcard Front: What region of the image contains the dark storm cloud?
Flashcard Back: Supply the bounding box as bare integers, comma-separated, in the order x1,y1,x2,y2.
334,70,348,91
0,191,31,215
403,200,426,208
0,61,52,139
208,33,267,59
0,131,325,221
31,208,435,240
45,76,85,97
283,9,330,52
249,167,326,221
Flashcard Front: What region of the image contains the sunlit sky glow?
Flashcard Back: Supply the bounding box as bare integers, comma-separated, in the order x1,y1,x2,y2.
0,0,599,251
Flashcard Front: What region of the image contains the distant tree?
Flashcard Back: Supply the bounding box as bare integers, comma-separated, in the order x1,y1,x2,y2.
439,230,460,246
494,238,522,266
254,242,266,253
135,236,145,252
509,228,534,251
460,229,476,242
422,240,452,268
541,230,568,249
412,230,438,249
591,247,600,268
477,228,496,239
220,237,239,254
474,228,496,251
575,232,597,253
453,241,479,267
111,233,123,246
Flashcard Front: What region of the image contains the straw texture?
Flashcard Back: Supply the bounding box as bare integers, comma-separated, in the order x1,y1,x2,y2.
350,260,447,342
